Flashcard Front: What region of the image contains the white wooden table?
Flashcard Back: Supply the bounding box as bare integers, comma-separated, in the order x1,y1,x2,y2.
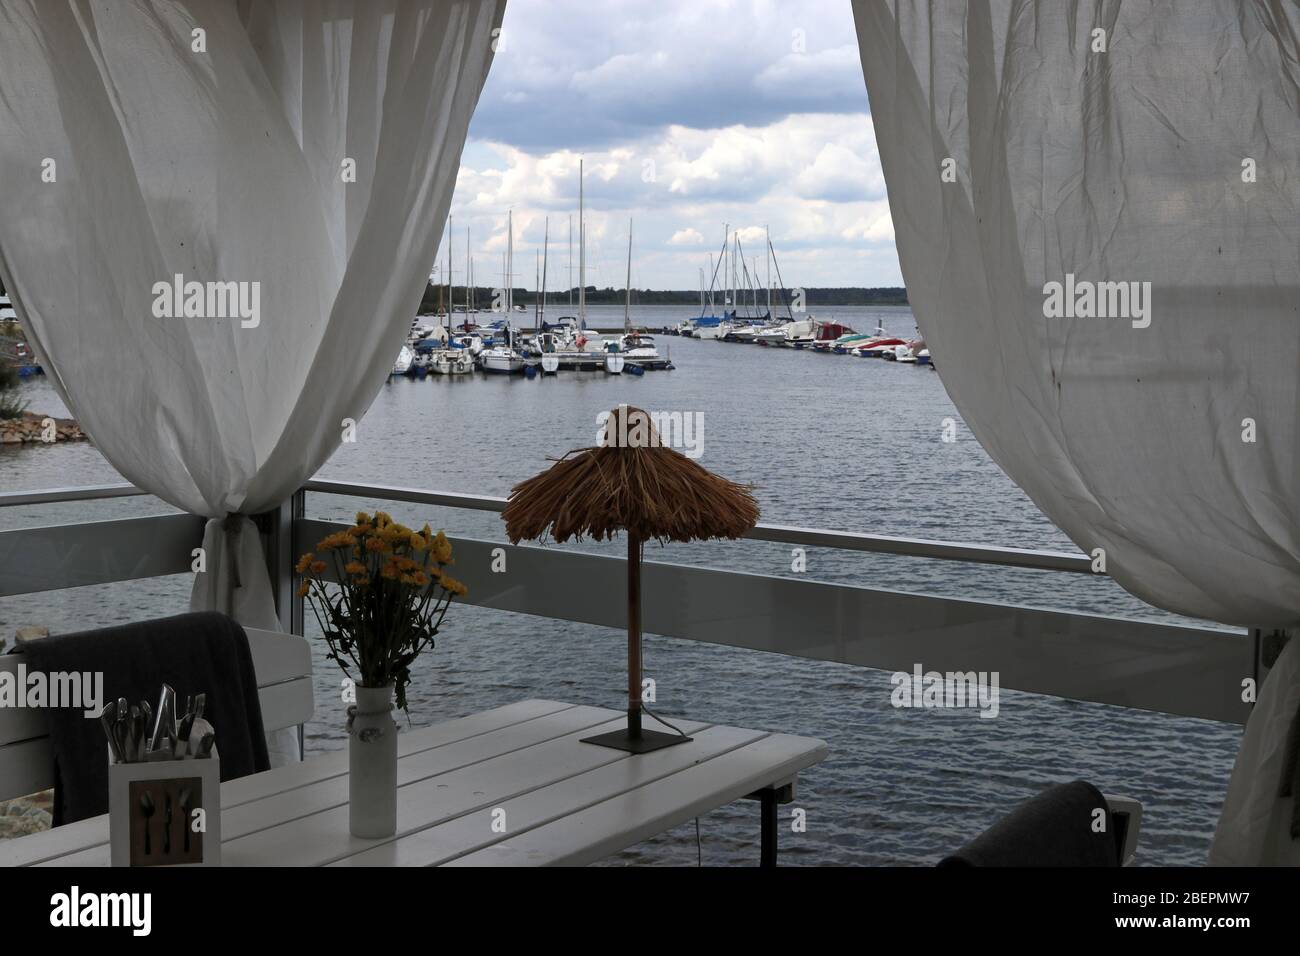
0,700,827,867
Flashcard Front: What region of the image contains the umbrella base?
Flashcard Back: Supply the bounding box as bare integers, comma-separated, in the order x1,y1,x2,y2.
581,727,693,753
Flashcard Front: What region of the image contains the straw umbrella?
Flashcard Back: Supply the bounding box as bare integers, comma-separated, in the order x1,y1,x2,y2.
503,404,760,752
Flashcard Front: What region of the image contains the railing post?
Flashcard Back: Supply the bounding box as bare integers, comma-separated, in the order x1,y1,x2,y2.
260,488,306,635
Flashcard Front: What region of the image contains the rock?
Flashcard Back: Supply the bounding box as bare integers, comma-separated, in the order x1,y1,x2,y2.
14,625,49,644
0,412,85,444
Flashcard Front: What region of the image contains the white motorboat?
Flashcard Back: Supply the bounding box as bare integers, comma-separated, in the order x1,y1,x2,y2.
478,345,525,374
605,353,625,374
390,344,414,376
449,333,485,356
726,324,763,343
619,332,660,362
430,349,474,375
758,317,813,346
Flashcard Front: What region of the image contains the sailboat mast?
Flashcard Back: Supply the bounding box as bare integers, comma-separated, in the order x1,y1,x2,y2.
446,214,453,330
578,159,586,329
534,249,540,330
466,226,472,320
766,225,772,318
506,209,514,316
709,253,715,312
541,216,549,328
568,215,573,312
721,223,729,312
624,218,633,334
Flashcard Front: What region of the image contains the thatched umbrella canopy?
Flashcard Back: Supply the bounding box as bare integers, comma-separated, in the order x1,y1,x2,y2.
503,404,759,752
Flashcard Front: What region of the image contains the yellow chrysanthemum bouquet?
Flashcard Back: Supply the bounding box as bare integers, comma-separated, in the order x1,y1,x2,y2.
296,511,468,711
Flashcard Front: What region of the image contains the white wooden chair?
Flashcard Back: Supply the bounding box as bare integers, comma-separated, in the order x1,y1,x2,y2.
0,627,313,803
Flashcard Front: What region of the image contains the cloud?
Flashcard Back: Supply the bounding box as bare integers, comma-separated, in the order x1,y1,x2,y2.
468,0,870,151
438,2,901,289
444,111,900,289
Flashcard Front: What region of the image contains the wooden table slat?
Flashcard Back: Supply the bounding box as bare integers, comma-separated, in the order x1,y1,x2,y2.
447,733,828,867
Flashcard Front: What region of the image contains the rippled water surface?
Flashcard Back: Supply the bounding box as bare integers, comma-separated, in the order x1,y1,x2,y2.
0,305,1242,865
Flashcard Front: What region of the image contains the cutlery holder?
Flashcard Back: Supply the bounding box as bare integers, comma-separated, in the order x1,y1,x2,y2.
108,746,221,867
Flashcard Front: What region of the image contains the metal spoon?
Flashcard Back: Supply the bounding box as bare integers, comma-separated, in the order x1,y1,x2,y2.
116,697,129,761
129,705,143,762
100,701,123,763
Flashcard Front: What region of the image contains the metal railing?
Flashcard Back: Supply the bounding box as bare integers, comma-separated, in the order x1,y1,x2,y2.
0,480,1254,725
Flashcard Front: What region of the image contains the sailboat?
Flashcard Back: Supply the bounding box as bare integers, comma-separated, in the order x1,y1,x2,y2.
552,159,608,371
539,218,558,374
690,230,730,339
606,218,634,374
478,210,525,374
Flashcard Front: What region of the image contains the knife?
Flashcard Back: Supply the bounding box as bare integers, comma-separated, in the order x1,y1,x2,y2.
149,684,176,753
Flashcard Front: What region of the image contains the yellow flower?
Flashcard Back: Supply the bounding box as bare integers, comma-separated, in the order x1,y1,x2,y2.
316,531,356,551
432,531,453,564
343,561,367,575
375,511,392,528
411,571,429,587
365,537,390,553
380,563,400,581
295,552,315,573
408,532,426,551
440,573,468,597
355,511,372,526
309,560,327,574
295,581,311,598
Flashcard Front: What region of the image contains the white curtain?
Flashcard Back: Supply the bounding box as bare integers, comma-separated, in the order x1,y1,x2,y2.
852,0,1300,864
0,0,503,620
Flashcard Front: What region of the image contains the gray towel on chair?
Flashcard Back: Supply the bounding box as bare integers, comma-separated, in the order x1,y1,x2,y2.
938,780,1120,867
20,611,270,825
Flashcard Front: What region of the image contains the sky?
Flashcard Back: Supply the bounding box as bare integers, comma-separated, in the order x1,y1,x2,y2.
440,0,900,294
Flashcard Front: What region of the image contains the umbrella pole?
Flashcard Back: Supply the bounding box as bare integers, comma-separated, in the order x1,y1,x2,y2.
580,529,692,753
628,531,642,738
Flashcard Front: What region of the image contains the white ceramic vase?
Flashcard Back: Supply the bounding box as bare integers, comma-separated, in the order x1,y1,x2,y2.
348,683,397,838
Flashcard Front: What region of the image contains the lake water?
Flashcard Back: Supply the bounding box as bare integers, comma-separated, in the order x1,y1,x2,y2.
0,304,1241,865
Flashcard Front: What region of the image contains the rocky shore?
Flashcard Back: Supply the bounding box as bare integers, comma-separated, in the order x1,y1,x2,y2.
0,411,86,445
